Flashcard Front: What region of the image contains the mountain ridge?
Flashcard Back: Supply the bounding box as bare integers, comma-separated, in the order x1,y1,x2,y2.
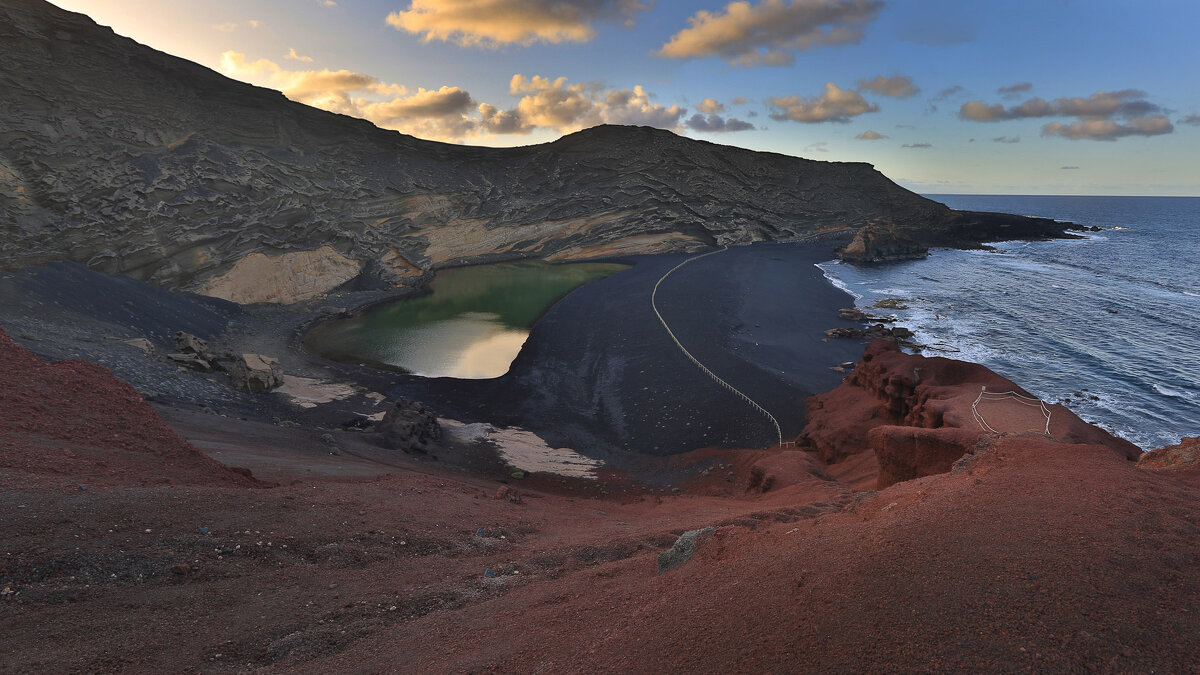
1,0,1064,303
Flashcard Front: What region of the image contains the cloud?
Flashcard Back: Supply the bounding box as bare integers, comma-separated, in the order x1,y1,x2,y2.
855,129,886,140
657,0,884,67
1179,114,1200,126
902,142,932,148
1041,117,1173,141
684,113,755,132
212,22,238,32
959,89,1175,141
960,89,1161,122
248,20,261,28
804,141,829,153
322,0,338,5
732,96,748,105
857,74,919,98
697,97,725,114
991,135,1019,143
221,52,686,142
1061,165,1079,170
220,51,391,116
363,86,475,122
997,82,1032,98
766,82,877,123
510,74,686,132
286,48,315,62
386,0,649,47
925,84,963,113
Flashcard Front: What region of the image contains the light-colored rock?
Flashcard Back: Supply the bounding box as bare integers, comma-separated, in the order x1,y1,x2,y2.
123,337,154,355
199,247,362,305
230,354,283,393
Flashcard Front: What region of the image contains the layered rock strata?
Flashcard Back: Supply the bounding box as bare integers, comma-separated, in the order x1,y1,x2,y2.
1,0,1070,303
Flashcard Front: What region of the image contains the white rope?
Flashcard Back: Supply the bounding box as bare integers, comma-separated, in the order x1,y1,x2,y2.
651,246,783,447
971,385,1052,435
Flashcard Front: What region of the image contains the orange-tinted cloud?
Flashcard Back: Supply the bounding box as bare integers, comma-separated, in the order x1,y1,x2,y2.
658,0,883,66
856,74,919,98
855,129,886,139
387,0,649,47
767,82,878,123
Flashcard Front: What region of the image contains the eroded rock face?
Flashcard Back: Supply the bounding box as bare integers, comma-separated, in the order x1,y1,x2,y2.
836,220,928,263
0,0,1072,302
801,341,1140,489
200,246,363,305
378,398,442,454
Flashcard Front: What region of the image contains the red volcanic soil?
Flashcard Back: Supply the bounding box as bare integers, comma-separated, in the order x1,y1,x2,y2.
0,325,257,488
2,334,1199,672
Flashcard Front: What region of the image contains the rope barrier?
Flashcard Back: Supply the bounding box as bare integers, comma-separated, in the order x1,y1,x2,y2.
651,246,783,447
971,385,1053,435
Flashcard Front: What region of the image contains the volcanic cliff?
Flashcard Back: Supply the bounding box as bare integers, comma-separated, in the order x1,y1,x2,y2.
1,0,1067,304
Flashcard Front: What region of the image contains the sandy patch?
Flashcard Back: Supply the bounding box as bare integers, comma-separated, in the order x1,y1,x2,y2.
200,245,362,304
440,419,604,479
276,375,367,409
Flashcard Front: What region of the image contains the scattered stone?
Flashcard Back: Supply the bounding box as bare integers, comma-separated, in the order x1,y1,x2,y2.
197,526,209,535
657,526,716,573
873,298,910,310
229,354,283,393
493,486,522,504
377,398,442,453
123,337,155,355
484,568,496,578
170,563,190,576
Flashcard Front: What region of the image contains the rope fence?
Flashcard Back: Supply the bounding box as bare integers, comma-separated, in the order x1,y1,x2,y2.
971,385,1053,436
651,246,783,447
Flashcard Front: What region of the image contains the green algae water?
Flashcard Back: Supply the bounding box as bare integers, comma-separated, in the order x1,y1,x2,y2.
306,260,628,378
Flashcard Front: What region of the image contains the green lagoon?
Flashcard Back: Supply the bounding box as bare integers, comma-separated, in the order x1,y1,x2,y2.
306,260,628,379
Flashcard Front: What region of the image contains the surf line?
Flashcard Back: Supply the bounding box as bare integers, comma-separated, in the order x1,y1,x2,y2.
650,246,784,448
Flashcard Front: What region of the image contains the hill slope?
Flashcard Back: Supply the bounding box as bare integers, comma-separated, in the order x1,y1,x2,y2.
1,0,1064,303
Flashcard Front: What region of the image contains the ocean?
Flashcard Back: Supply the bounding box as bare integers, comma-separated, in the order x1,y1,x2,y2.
817,194,1200,451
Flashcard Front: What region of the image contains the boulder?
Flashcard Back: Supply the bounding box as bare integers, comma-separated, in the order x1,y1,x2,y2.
657,527,715,573
378,398,442,453
229,354,283,393
174,331,208,355
167,352,215,372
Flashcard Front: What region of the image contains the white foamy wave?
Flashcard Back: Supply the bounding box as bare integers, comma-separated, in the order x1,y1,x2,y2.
815,262,862,300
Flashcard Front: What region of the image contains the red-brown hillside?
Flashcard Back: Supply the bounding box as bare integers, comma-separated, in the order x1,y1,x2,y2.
0,325,258,488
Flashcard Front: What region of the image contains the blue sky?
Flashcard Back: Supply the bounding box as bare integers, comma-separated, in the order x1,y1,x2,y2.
50,0,1200,195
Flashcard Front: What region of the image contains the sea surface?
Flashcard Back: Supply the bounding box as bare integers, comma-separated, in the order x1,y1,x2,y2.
818,194,1200,450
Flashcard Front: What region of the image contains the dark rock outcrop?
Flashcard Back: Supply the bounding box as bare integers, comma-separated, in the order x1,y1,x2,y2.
378,398,442,453
0,0,1074,304
836,220,929,263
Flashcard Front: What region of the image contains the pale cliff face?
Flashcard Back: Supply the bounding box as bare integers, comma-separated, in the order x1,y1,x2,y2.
0,1,957,303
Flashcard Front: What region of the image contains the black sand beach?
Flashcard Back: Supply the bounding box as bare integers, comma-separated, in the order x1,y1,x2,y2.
388,242,867,458
0,243,870,470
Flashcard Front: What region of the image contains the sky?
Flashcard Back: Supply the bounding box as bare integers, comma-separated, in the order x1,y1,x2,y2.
49,0,1200,196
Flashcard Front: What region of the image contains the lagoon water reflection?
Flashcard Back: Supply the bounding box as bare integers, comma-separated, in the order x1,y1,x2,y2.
306,261,627,378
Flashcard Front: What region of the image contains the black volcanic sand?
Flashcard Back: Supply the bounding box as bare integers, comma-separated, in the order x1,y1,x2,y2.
0,244,871,478
387,242,867,461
